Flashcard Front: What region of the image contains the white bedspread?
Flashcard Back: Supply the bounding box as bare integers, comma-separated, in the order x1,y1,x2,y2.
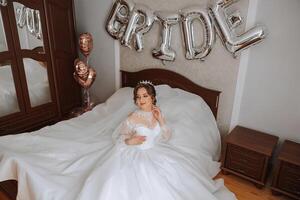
0,85,236,200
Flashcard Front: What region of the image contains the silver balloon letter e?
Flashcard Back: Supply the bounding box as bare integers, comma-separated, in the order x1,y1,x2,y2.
209,0,266,57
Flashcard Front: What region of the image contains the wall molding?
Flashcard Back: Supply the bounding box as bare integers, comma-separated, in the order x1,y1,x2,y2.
114,40,120,90
229,0,259,132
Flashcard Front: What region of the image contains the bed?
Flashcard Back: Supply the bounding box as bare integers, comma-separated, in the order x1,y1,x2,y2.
0,69,236,200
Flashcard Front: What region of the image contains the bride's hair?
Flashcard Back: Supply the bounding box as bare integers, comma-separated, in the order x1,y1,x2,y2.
133,82,157,105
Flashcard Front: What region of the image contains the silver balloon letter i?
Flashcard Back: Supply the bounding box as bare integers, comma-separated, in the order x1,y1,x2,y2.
152,11,180,62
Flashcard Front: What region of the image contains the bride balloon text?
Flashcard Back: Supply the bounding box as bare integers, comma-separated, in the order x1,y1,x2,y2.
106,0,266,62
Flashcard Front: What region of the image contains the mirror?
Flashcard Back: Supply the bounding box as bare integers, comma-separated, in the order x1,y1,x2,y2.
23,58,51,107
13,2,44,51
0,62,20,117
0,9,8,52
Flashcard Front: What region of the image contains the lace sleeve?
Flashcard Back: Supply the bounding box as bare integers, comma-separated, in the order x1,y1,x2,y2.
159,123,172,142
114,119,135,146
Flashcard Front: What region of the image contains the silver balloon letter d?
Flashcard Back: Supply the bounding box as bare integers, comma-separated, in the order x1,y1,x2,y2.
180,6,215,61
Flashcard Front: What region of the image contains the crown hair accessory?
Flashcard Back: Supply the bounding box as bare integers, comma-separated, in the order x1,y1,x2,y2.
138,80,154,86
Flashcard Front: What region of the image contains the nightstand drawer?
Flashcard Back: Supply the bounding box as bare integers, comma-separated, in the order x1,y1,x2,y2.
277,162,300,196
226,144,266,180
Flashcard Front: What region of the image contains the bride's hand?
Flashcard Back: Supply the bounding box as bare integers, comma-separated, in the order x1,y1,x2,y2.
152,106,165,126
125,135,146,145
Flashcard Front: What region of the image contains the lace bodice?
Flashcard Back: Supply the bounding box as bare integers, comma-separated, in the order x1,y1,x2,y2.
117,109,172,150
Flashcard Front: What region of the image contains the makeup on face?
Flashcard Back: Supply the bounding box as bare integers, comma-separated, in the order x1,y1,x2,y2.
136,88,152,111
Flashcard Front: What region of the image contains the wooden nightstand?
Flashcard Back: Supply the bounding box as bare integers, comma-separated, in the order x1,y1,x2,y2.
222,126,279,188
271,140,300,199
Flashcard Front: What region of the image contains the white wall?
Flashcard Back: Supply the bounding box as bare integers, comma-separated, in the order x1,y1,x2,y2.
74,0,118,103
236,0,300,143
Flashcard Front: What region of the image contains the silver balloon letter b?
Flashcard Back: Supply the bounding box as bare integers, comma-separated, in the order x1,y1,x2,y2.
106,0,134,40
209,0,266,57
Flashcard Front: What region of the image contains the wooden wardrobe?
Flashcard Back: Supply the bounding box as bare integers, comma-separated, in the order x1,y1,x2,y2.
0,0,81,136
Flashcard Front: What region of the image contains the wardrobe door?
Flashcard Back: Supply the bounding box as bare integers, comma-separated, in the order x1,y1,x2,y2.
0,4,25,132
45,0,81,116
0,0,59,134
10,0,55,108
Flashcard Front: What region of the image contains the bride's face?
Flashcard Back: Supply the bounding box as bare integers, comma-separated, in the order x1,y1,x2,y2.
136,87,153,111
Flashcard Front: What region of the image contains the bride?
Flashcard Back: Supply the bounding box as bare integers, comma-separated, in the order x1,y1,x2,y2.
81,81,237,200
0,81,236,200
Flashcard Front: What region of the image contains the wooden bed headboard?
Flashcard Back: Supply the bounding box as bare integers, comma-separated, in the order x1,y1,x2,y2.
121,69,221,119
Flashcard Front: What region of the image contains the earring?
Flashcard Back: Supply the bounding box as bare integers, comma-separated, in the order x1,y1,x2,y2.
152,98,156,105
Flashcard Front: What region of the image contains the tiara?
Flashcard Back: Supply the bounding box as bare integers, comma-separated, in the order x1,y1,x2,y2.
138,80,154,86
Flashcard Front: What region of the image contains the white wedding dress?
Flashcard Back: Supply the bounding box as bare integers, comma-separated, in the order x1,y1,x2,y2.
76,109,236,200
0,86,237,200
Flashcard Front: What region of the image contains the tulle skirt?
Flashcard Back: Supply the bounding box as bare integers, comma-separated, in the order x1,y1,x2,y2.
77,143,236,200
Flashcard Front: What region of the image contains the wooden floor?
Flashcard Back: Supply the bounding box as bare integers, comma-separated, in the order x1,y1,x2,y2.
0,173,292,200
216,173,291,200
